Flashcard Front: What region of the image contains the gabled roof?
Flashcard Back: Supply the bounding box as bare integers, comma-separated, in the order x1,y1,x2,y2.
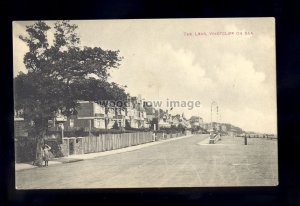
144,106,156,115
190,116,202,120
172,114,181,119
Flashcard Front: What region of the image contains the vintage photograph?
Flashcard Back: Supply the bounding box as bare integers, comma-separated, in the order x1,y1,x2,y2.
13,18,277,189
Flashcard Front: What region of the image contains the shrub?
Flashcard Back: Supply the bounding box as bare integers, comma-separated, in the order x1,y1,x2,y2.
15,137,36,163
63,127,88,137
125,120,132,130
44,139,64,158
112,121,120,130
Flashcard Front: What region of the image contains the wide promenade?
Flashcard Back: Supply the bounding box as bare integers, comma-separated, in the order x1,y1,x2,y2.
16,134,278,189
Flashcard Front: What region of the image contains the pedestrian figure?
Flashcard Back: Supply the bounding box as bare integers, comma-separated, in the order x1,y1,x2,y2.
42,144,51,167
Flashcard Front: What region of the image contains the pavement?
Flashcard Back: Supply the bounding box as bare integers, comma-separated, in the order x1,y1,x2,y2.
15,158,85,171
15,134,278,189
15,134,193,171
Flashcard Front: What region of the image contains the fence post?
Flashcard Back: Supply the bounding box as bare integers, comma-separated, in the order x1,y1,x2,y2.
96,135,98,152
108,134,111,150
118,134,120,149
82,137,86,154
133,133,135,145
112,134,115,150
101,134,104,152
107,134,110,151
107,134,109,150
110,134,113,150
94,135,96,152
99,134,101,152
87,135,90,153
140,132,142,144
123,133,125,147
104,134,108,151
117,134,120,149
94,135,97,152
133,133,136,145
97,135,100,152
124,133,126,147
120,133,122,148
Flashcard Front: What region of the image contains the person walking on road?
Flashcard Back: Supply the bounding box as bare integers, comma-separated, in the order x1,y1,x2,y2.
42,144,51,167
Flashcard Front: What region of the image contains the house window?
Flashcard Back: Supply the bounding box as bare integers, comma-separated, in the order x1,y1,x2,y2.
94,119,101,128
70,119,74,128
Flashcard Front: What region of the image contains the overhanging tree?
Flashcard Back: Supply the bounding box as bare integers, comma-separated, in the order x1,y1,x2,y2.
14,20,127,166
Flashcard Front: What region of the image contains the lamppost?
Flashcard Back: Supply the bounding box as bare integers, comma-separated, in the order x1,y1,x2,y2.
210,101,218,131
217,107,222,139
217,106,221,134
58,123,64,144
209,101,222,143
209,101,217,143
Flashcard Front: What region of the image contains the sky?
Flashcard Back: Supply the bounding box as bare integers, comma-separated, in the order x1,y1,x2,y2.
13,18,277,134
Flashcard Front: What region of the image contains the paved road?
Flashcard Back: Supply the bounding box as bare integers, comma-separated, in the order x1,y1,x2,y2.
16,134,278,189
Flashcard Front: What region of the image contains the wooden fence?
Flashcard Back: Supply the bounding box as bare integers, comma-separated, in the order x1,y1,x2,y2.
82,132,186,154
83,132,154,154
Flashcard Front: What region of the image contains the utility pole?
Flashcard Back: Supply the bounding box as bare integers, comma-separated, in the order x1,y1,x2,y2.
209,101,219,144
211,101,218,131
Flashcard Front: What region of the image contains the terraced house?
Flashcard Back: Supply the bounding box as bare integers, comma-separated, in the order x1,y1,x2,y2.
189,116,204,128
63,101,106,130
63,96,149,131
126,96,147,128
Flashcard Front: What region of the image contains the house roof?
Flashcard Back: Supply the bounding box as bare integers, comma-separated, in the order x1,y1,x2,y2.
172,114,181,119
144,106,156,115
190,116,202,120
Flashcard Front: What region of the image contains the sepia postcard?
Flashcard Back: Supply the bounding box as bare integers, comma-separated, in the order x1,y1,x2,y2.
13,18,277,189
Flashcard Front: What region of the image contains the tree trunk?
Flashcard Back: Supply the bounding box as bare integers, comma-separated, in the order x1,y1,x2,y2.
33,131,45,166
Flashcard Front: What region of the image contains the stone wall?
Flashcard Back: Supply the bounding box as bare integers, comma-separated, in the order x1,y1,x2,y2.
60,137,84,156
74,138,84,155
61,138,69,156
14,120,28,137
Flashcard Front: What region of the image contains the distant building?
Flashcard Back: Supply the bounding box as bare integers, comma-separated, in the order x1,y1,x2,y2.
63,101,106,130
62,98,152,130
171,115,180,127
221,125,227,132
125,95,147,129
144,106,156,121
189,116,203,128
14,109,28,137
157,109,171,128
144,106,156,128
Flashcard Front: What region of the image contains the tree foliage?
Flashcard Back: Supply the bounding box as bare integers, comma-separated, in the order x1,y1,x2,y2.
125,120,132,130
15,20,126,123
112,121,120,130
14,20,127,165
